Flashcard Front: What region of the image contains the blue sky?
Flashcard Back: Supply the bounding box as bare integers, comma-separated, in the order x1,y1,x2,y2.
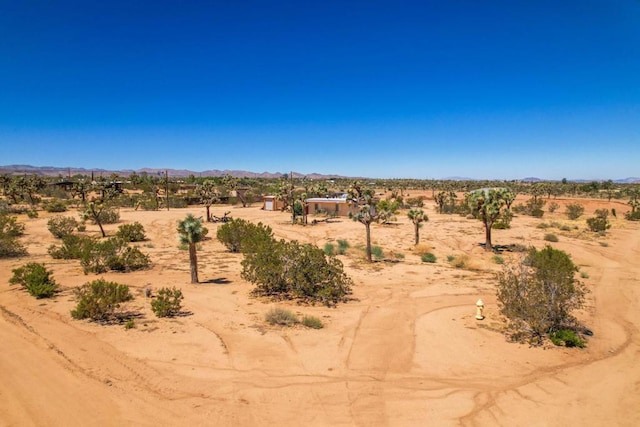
1,0,638,180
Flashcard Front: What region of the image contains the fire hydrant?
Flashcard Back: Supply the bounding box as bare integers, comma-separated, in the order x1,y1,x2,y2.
475,299,485,320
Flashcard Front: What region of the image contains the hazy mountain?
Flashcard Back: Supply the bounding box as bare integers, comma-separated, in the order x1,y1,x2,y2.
0,165,344,180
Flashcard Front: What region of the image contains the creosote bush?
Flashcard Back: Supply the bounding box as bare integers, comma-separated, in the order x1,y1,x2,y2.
216,218,273,253
549,329,585,348
47,216,78,238
80,237,150,274
302,315,324,329
565,203,585,220
0,213,27,258
9,262,59,298
44,199,67,213
496,245,587,346
151,287,184,317
586,209,611,233
242,237,352,306
71,278,134,322
421,252,437,263
48,234,94,259
116,222,146,242
265,307,299,326
544,233,559,242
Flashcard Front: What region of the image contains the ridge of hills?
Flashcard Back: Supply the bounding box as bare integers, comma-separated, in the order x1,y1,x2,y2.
0,165,638,183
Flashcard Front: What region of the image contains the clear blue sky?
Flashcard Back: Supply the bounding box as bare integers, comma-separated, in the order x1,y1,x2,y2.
1,0,638,180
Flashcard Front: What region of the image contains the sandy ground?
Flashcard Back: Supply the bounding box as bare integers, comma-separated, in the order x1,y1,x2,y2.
1,194,639,426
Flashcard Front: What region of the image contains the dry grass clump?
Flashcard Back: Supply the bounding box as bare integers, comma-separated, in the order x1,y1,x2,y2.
413,243,433,256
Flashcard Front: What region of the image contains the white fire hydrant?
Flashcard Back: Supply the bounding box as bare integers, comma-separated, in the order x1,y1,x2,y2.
475,299,485,320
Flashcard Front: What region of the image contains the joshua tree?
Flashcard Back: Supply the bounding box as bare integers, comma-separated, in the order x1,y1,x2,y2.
468,188,514,251
196,180,219,221
407,209,428,245
177,214,208,283
348,181,380,262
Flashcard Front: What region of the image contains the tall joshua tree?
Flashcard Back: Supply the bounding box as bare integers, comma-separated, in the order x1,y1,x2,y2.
468,188,514,251
348,181,380,262
407,209,428,245
196,180,219,221
177,214,208,283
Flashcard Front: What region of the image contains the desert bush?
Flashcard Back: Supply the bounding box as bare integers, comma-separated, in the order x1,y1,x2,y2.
611,208,616,218
124,319,136,329
216,218,273,253
151,287,184,318
492,210,513,229
0,213,26,258
80,237,150,274
48,234,94,259
548,202,560,213
514,198,545,217
421,253,437,263
565,203,585,220
586,209,611,233
625,210,640,221
47,216,79,238
449,254,469,269
537,222,550,229
549,329,585,348
301,315,324,329
370,245,384,260
44,199,67,213
406,196,425,208
242,238,353,306
9,262,59,298
265,307,298,326
116,222,146,242
496,245,587,345
324,242,335,255
0,213,25,238
26,209,38,219
544,233,559,242
84,206,120,224
337,239,350,255
492,255,504,264
71,278,134,322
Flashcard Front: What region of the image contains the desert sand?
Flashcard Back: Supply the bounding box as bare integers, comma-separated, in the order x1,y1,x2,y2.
1,194,639,426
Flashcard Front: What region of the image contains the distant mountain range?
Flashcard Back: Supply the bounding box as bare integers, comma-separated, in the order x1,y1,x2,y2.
0,165,638,183
0,165,344,180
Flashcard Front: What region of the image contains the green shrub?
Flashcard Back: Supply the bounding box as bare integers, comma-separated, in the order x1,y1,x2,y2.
48,234,94,259
446,255,455,262
560,225,572,232
9,262,59,298
124,319,136,329
80,237,150,274
544,233,559,242
71,278,134,322
44,199,67,213
497,245,587,345
492,255,504,264
337,239,350,255
565,203,585,220
47,216,79,238
580,271,589,279
0,213,26,258
216,218,273,253
625,210,640,221
421,253,437,263
242,239,353,306
151,287,184,318
84,206,120,224
586,209,611,233
549,329,585,348
537,223,550,229
26,209,38,219
548,202,560,213
324,243,335,255
0,213,25,238
116,222,146,242
301,315,324,329
370,245,384,260
265,308,298,326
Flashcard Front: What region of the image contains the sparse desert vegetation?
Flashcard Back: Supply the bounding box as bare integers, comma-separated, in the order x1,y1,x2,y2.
1,175,639,425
